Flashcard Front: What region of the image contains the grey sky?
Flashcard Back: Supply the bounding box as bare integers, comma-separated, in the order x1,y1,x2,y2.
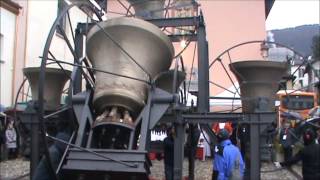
266,0,320,30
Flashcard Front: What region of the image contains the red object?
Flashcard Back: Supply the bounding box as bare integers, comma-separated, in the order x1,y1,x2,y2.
212,122,233,135
196,147,204,160
148,152,156,160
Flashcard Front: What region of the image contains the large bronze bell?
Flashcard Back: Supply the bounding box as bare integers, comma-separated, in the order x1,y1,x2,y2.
86,17,174,117
23,67,71,110
230,60,288,113
127,0,165,18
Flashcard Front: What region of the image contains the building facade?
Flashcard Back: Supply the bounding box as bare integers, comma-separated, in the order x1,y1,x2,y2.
0,0,89,108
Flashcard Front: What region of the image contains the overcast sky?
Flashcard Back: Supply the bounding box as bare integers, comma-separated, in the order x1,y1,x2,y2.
266,0,320,30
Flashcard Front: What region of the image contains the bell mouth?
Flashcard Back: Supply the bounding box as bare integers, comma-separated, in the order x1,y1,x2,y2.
92,106,135,149
93,106,135,129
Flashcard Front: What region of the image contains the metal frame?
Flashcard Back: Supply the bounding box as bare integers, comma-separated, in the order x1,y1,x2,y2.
19,2,293,180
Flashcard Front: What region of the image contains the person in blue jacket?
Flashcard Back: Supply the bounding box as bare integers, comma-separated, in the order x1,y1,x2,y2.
212,129,245,180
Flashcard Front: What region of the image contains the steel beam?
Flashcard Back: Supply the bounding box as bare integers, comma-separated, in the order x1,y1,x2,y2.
168,34,197,42
249,114,261,180
138,89,152,151
173,112,185,180
209,96,241,100
26,104,39,179
146,16,199,27
197,13,209,113
73,27,83,94
183,113,244,122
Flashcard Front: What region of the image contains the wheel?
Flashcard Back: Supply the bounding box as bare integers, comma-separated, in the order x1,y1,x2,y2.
38,2,102,178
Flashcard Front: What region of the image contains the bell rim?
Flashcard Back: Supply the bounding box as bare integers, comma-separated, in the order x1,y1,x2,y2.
229,60,288,69
23,67,72,76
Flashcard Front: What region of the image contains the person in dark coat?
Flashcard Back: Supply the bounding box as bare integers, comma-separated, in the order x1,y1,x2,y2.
163,126,175,180
280,128,320,180
279,125,295,162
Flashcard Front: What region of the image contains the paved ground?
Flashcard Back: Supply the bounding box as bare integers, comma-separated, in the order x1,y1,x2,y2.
0,158,302,180
0,158,29,180
150,159,302,180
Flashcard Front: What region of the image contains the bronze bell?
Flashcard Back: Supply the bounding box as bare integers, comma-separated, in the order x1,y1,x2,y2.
229,60,288,113
86,17,174,117
23,67,71,111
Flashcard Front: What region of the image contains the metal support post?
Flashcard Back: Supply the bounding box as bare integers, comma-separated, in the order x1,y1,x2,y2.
188,124,195,180
249,114,261,180
31,117,39,179
73,26,83,94
22,103,39,179
146,16,200,28
197,12,209,113
173,113,185,180
189,12,209,180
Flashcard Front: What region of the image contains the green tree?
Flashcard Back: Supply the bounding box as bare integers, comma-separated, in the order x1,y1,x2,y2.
312,35,320,60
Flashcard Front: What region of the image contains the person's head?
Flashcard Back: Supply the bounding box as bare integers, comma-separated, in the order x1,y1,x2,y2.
217,128,229,142
303,128,316,146
7,120,14,129
166,126,175,137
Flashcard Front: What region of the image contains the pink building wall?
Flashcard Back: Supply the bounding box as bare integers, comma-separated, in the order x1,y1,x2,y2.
176,1,267,96
12,0,28,103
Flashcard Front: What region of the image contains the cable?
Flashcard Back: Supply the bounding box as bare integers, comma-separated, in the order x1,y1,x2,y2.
42,57,150,85
173,31,195,59
92,21,152,81
186,42,197,102
199,126,215,148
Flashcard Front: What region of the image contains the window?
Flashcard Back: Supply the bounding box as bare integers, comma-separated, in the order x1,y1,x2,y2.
281,95,314,110
175,8,194,35
56,0,67,36
174,1,196,35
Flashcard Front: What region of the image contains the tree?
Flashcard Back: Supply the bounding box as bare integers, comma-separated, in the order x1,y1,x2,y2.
312,35,320,60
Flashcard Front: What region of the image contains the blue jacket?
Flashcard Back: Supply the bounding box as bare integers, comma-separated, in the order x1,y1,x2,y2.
213,139,245,180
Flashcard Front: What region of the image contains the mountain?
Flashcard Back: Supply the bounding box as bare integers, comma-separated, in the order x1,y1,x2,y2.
271,24,320,57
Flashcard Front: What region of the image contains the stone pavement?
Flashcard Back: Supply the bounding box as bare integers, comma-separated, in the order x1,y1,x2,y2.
149,159,302,180
0,158,302,180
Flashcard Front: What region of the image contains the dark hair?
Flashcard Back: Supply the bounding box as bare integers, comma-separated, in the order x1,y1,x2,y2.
303,128,316,145
217,129,229,141
166,126,174,135
6,120,14,129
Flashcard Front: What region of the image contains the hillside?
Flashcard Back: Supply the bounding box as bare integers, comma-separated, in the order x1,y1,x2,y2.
271,24,320,56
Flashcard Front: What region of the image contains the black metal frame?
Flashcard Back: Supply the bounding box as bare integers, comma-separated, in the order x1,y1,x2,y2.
19,2,303,180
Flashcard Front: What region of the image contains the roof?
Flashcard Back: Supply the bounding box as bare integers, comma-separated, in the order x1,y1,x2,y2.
265,0,275,19
0,0,21,15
